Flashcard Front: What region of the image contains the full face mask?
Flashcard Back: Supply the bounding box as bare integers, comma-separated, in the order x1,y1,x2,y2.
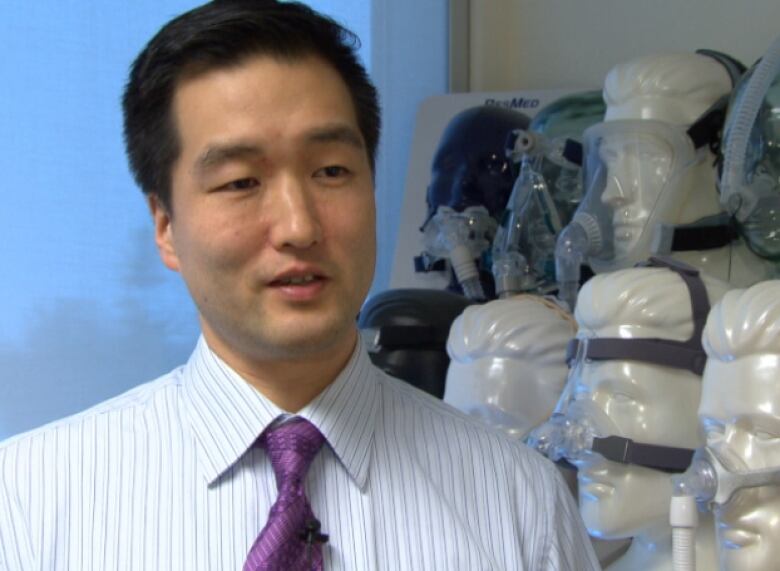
492,91,606,298
720,34,780,260
578,120,708,271
527,257,710,474
555,103,728,311
492,131,582,296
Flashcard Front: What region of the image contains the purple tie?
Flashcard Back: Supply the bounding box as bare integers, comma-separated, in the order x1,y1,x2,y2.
244,418,327,571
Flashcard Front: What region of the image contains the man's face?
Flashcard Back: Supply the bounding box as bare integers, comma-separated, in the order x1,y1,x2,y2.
597,132,673,259
151,55,376,365
699,357,780,571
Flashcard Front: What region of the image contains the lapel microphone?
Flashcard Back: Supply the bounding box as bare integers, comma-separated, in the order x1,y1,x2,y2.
301,517,329,567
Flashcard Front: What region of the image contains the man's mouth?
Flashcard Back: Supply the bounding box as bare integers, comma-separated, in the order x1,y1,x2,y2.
273,274,320,286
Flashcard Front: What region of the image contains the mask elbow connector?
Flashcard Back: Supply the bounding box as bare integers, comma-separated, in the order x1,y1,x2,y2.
449,244,486,301
555,212,600,311
492,251,534,299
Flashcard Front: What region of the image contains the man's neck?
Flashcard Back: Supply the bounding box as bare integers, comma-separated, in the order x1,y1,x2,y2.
203,329,359,412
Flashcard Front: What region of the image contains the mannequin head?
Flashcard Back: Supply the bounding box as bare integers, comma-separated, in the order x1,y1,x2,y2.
699,280,780,571
583,53,732,273
572,266,729,539
425,105,531,224
444,295,576,438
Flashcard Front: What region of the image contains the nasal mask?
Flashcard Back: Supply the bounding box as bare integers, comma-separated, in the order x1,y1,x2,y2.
527,257,710,475
673,446,780,510
420,205,496,300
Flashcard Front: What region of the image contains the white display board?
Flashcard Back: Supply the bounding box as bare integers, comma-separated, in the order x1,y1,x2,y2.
389,88,583,290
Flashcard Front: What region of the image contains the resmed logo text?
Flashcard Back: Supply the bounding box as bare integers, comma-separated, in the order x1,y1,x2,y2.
483,97,540,110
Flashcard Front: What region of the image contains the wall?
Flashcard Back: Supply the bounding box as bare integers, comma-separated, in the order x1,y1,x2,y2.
370,0,449,294
468,0,780,91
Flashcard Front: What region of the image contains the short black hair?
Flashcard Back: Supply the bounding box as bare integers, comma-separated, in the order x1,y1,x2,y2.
122,0,380,211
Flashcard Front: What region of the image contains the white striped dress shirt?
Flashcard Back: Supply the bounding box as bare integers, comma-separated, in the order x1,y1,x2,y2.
0,336,599,570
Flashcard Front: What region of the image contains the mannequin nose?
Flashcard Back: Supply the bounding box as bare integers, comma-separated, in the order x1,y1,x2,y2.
269,177,323,250
600,170,630,207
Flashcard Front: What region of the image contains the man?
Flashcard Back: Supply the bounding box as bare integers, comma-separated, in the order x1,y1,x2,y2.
0,2,598,569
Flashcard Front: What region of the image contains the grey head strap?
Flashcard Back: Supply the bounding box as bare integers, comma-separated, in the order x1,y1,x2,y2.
565,256,711,375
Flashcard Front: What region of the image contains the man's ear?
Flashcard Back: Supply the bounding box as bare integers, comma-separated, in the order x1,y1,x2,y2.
148,194,180,272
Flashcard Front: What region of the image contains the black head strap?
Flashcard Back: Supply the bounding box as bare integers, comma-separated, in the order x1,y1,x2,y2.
565,256,710,375
669,213,739,251
591,435,695,473
695,49,747,87
686,96,729,153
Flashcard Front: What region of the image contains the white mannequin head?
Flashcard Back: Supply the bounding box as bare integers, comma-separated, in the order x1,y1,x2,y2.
444,295,576,439
699,280,780,571
572,266,729,540
588,53,736,274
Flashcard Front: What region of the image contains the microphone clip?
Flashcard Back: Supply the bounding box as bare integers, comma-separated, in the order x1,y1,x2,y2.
300,517,329,545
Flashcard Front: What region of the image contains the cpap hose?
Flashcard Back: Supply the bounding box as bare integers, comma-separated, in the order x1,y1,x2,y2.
669,456,718,571
720,33,780,220
493,130,541,298
669,495,697,571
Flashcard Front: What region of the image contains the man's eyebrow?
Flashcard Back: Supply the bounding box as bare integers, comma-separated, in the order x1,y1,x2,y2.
305,124,365,150
192,142,265,177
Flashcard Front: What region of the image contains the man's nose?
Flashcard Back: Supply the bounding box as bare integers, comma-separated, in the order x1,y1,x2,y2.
268,175,323,250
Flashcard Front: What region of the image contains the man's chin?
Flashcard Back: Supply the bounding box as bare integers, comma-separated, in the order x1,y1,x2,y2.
251,318,357,359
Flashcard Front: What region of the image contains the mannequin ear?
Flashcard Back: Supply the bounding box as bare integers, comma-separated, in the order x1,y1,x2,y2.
148,195,181,272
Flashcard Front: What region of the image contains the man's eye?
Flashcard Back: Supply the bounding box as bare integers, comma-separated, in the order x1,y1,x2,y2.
216,177,259,191
316,165,350,178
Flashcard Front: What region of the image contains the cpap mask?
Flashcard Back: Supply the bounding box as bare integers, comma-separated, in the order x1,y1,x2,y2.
527,257,710,474
492,130,583,297
669,445,780,571
672,446,780,510
554,108,726,311
420,205,497,300
719,33,780,261
554,49,745,312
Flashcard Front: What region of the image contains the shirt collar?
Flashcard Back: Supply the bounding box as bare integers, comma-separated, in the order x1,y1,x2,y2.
181,336,378,490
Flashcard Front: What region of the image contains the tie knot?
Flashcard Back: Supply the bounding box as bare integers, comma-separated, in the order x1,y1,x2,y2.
261,418,326,489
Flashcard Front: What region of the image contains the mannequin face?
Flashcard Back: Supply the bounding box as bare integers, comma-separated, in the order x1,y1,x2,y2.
597,131,674,259
425,107,528,224
445,356,565,439
573,355,702,539
699,356,780,571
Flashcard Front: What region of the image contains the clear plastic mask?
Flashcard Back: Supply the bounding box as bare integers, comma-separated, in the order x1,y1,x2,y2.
576,120,702,272
421,205,496,260
528,332,698,474
721,67,780,259
492,130,585,297
673,446,780,509
421,205,497,299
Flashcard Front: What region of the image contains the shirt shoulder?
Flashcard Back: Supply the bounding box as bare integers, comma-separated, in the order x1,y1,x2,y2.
373,369,599,570
0,366,185,459
0,367,189,570
376,368,554,472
